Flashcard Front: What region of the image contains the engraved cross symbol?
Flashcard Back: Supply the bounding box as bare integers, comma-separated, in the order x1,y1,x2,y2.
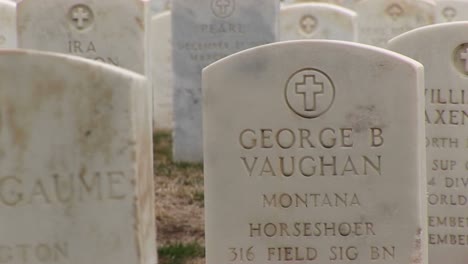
301,16,316,34
215,0,231,15
72,7,90,29
387,4,404,21
460,48,468,73
443,7,457,21
295,74,324,111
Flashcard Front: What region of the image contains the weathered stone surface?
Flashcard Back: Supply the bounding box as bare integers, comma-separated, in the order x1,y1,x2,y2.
17,0,149,75
389,21,468,264
172,0,279,162
435,0,468,23
203,41,427,264
152,11,173,130
280,3,357,41
0,0,16,48
0,50,155,264
355,0,435,48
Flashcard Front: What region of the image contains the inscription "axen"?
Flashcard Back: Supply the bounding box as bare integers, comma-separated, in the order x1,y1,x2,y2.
0,171,130,207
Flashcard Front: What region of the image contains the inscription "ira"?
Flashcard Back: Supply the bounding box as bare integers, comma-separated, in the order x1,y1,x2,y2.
68,40,119,66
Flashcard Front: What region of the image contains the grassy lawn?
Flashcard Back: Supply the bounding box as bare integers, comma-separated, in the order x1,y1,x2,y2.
154,131,205,264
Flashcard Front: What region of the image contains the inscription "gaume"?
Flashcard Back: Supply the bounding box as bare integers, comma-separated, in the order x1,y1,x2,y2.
0,170,130,207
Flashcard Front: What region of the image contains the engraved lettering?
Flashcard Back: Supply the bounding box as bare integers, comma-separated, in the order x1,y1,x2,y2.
240,155,381,177
249,222,375,237
0,242,68,263
262,193,361,208
268,247,317,261
0,171,130,207
67,40,120,66
329,246,358,260
239,128,382,150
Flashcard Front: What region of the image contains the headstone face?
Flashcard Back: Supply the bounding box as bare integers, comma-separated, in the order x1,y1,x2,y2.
280,3,358,41
17,0,148,75
0,0,16,48
152,11,173,130
203,41,427,264
172,0,279,162
0,50,155,264
389,21,468,264
355,0,435,48
435,0,468,23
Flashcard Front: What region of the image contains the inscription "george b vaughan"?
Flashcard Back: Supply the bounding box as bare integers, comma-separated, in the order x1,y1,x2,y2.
239,128,384,177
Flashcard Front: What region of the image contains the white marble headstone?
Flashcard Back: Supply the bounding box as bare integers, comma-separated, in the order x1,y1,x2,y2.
17,0,149,75
435,0,468,23
0,50,155,264
389,21,468,264
280,3,357,41
203,40,427,264
0,0,16,48
172,0,279,162
152,11,173,130
355,0,435,48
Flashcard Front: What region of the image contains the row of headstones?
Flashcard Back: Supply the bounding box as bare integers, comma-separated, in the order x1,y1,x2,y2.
0,1,466,263
0,0,464,163
282,0,468,24
203,21,468,264
2,22,466,264
152,0,468,143
158,0,468,162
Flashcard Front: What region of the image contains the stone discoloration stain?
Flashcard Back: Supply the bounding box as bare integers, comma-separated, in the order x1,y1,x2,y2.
410,228,423,264
133,78,156,264
76,81,115,162
135,16,144,30
346,105,385,133
5,102,27,154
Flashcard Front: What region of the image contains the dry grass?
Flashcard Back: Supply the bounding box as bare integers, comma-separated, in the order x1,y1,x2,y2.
154,130,205,264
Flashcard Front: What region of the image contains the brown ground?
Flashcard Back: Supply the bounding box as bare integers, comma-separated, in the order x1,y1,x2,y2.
154,131,205,264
